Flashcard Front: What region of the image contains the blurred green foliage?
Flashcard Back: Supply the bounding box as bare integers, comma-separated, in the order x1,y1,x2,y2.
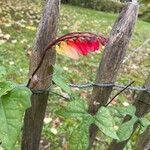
62,0,123,13
62,0,150,22
139,3,150,22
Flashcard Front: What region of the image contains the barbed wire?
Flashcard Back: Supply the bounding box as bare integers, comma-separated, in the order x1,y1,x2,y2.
69,82,150,93
29,81,150,95
24,80,150,106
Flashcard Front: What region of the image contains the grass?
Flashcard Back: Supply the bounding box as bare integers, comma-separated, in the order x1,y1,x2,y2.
0,2,150,150
1,4,149,84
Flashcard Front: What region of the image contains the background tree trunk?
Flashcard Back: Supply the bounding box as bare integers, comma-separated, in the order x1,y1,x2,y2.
21,0,60,150
107,75,150,150
88,1,139,149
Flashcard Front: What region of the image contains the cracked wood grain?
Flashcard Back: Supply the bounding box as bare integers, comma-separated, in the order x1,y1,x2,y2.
21,1,60,150
87,1,139,149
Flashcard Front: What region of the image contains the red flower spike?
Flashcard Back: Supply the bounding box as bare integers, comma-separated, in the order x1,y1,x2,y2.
55,32,108,59
26,32,108,87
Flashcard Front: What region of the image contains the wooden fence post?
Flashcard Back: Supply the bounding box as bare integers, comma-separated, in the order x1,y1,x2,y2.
21,0,60,150
87,1,139,149
107,75,150,150
135,126,150,150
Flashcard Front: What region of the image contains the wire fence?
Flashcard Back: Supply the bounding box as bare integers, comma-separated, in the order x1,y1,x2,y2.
69,82,147,91
30,81,150,95
29,81,150,106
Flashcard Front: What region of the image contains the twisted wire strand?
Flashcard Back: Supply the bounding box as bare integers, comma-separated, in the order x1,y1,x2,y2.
69,83,148,92
28,82,150,95
18,82,150,105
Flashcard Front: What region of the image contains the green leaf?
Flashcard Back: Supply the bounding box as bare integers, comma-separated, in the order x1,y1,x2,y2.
57,100,94,150
94,107,119,140
69,117,93,150
115,105,136,117
0,81,15,97
139,117,150,134
0,86,31,150
0,66,6,79
53,65,71,94
67,99,88,112
117,116,138,142
57,100,90,118
108,105,136,118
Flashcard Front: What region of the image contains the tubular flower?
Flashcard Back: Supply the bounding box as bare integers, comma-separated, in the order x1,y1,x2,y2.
55,32,108,60
56,41,79,60
27,32,108,87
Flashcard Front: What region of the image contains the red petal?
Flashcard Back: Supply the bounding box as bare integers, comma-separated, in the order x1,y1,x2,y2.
67,37,102,56
75,39,89,55
67,39,88,55
93,39,100,51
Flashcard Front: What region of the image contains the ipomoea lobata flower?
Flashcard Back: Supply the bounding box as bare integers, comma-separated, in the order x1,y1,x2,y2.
55,32,108,60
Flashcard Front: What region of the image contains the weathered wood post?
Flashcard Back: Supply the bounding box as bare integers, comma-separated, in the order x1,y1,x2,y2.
135,126,150,150
21,0,60,150
107,75,150,150
88,1,139,149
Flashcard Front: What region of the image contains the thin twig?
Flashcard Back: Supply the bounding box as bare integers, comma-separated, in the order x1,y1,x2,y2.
49,91,70,100
105,81,135,106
